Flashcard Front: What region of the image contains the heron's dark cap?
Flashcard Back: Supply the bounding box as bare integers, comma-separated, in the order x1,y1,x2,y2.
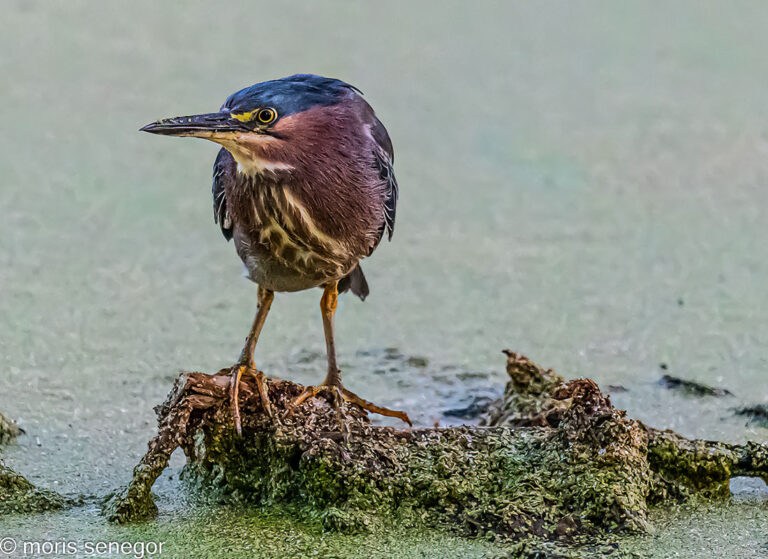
221,74,362,118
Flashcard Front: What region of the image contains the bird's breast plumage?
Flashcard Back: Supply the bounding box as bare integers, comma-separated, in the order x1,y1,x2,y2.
237,176,358,284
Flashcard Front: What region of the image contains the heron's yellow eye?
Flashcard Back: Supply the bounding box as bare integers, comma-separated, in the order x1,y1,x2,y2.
256,108,277,124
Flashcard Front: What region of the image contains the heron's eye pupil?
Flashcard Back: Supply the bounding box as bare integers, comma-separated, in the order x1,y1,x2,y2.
257,108,276,124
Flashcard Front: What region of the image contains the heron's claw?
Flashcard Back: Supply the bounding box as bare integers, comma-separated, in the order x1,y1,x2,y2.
229,364,272,436
290,383,412,426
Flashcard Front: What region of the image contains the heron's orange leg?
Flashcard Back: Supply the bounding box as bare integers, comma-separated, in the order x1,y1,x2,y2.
291,281,412,426
230,286,274,435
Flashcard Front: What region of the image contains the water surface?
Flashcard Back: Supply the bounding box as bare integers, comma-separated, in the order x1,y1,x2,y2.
1,1,767,557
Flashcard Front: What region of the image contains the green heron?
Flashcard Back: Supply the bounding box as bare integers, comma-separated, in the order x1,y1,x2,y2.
141,74,411,433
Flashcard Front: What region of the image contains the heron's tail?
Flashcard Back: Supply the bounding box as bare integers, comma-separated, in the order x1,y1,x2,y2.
338,264,369,301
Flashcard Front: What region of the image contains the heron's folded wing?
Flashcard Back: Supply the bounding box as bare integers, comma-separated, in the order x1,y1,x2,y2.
212,148,236,241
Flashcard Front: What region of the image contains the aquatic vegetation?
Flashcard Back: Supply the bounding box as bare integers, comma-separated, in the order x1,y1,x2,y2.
0,412,65,515
0,462,67,515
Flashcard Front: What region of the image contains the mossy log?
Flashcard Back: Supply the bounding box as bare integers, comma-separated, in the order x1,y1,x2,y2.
484,351,768,502
0,462,66,515
105,354,768,542
0,412,65,515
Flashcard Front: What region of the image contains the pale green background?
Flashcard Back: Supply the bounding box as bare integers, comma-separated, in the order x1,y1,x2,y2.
1,1,767,557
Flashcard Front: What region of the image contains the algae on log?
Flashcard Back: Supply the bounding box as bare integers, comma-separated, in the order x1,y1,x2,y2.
645,429,768,501
484,351,768,503
0,412,65,515
105,354,768,541
0,462,67,515
177,375,650,538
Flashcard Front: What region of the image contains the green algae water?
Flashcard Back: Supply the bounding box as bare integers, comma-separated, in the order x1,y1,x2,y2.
1,1,767,557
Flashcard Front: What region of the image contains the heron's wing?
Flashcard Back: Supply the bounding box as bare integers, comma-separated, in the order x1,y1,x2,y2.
370,118,398,242
212,148,235,241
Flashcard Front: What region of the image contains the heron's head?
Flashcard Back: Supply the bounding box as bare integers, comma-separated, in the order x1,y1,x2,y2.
141,74,364,175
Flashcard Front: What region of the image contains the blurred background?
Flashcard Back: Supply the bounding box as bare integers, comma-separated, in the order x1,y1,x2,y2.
1,1,767,557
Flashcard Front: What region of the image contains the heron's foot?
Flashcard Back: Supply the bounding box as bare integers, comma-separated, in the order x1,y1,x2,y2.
291,383,412,426
229,364,272,436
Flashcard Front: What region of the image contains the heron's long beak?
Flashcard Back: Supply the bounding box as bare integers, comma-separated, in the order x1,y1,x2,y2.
140,112,246,138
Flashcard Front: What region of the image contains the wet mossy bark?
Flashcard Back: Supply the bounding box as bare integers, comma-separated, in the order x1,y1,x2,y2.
485,352,768,504
0,462,66,515
645,429,768,501
0,412,65,515
178,377,647,538
105,354,768,544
